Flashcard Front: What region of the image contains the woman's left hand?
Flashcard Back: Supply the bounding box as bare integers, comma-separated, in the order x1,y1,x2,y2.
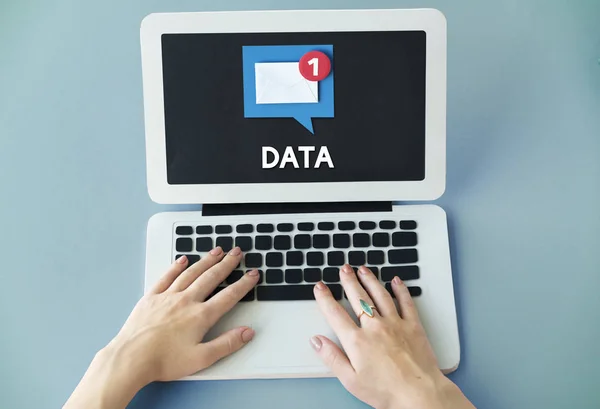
64,246,258,409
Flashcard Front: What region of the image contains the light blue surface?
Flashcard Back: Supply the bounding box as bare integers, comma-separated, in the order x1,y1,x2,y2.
1,1,599,408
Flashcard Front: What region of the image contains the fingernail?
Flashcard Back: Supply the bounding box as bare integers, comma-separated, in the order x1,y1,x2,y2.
393,276,402,285
229,247,241,256
210,246,222,256
241,328,255,343
315,281,326,290
247,269,259,277
341,264,352,274
176,255,187,264
358,266,369,275
310,336,322,351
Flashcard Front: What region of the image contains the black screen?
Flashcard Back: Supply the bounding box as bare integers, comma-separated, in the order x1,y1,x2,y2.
161,31,426,185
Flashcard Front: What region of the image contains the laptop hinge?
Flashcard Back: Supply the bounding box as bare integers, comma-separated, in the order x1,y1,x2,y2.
202,201,393,216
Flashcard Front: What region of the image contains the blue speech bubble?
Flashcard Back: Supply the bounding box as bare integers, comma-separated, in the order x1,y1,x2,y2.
242,45,334,134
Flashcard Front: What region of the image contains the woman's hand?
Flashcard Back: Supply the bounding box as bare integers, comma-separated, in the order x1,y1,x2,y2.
311,265,475,409
64,246,258,409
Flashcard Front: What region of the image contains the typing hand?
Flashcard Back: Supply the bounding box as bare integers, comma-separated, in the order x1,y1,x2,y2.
64,246,258,409
311,265,475,409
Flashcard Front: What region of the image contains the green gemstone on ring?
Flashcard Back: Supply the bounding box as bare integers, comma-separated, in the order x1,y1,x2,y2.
359,299,374,317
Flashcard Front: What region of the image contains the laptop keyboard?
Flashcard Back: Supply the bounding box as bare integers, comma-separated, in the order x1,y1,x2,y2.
174,220,422,302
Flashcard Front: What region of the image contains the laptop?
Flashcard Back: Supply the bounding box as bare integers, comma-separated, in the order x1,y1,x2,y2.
140,8,459,380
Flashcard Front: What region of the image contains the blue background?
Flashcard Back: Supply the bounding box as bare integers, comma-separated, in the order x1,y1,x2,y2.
1,1,599,409
243,44,334,133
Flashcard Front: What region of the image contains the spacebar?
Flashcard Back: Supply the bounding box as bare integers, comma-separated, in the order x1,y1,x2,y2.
257,284,343,301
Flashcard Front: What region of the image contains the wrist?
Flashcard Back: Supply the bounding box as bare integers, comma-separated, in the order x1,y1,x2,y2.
434,376,476,409
379,374,473,409
63,342,150,409
97,339,153,391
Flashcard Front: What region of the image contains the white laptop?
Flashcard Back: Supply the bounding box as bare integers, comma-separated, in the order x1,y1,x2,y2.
140,8,459,380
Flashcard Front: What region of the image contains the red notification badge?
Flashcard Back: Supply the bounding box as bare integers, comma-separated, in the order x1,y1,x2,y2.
299,51,331,81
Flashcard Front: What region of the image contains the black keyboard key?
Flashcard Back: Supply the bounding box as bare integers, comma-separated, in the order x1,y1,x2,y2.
255,235,272,250
266,269,284,284
333,234,351,248
323,267,340,282
298,222,315,231
277,223,294,232
176,238,193,252
348,251,366,266
247,269,263,285
235,236,253,252
306,251,324,266
388,249,418,264
196,225,213,234
313,234,330,249
318,222,334,231
274,235,291,250
175,254,200,265
175,226,193,235
367,266,379,279
338,221,356,231
381,265,420,281
385,283,422,297
294,234,311,249
257,223,274,233
286,251,304,266
266,252,284,267
245,253,263,268
373,233,390,247
400,220,418,230
353,233,370,248
285,269,303,284
241,289,256,302
236,224,253,233
216,237,233,252
196,237,213,252
367,250,385,265
215,225,233,234
257,284,342,301
359,221,376,230
379,220,396,229
226,270,244,284
327,251,345,266
304,268,322,283
392,232,418,247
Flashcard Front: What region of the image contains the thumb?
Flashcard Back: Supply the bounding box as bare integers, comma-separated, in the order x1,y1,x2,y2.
199,326,255,367
310,335,355,382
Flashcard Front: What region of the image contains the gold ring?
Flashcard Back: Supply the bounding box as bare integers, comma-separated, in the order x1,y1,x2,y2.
357,299,377,319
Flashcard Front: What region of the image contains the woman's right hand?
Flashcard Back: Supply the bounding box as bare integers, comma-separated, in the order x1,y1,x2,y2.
311,264,475,409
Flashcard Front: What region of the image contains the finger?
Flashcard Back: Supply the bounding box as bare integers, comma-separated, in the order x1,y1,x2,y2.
150,256,188,293
313,282,358,340
310,335,355,385
339,265,379,323
356,266,397,317
169,247,225,292
204,270,260,327
391,276,420,321
187,247,244,301
198,326,255,368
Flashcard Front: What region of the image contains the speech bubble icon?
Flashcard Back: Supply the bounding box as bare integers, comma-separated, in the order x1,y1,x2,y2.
242,45,334,134
293,115,314,133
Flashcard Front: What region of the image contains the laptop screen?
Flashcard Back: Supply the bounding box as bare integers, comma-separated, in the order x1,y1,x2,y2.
161,31,426,185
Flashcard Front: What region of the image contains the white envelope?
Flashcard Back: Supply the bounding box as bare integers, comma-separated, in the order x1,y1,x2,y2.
254,62,319,104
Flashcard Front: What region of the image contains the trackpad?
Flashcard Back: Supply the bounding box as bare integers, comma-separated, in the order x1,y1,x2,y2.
205,301,337,369
251,301,336,369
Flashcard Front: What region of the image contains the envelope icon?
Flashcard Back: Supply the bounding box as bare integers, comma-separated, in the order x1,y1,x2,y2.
255,62,319,104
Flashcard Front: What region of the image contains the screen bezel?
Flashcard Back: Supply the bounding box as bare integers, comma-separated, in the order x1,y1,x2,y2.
140,9,447,204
